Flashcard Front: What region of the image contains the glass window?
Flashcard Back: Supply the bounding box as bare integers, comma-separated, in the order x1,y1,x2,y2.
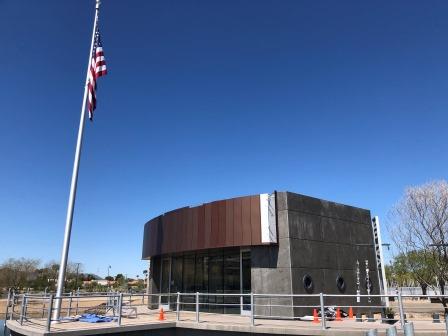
157,247,251,314
242,250,251,310
181,255,196,310
182,255,196,292
224,249,240,313
161,258,170,304
208,250,224,313
169,256,183,309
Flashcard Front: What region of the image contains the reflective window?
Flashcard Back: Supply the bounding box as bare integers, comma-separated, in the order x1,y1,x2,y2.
170,256,183,293
161,258,170,304
241,250,251,310
158,248,251,314
183,255,195,292
208,250,224,313
224,249,240,313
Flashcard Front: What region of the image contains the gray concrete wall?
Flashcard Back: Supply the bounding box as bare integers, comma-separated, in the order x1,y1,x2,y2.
282,192,382,316
251,191,382,318
251,192,294,318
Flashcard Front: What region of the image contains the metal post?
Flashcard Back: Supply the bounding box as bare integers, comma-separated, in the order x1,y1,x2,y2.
67,291,73,317
19,294,26,325
319,293,326,330
397,292,405,329
176,292,180,321
386,326,398,336
366,329,378,336
53,0,102,321
10,293,15,321
404,322,414,336
4,289,11,325
250,293,254,326
444,313,448,335
75,289,80,316
195,292,199,323
46,295,54,333
117,293,123,326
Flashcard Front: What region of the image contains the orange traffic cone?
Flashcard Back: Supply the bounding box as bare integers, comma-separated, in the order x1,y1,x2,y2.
312,308,319,323
349,307,354,319
336,308,342,321
158,307,166,321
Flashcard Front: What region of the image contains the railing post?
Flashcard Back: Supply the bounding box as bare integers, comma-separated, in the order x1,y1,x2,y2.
319,293,326,330
366,329,378,336
444,312,448,335
67,291,73,317
176,292,180,321
404,322,414,336
250,293,255,327
19,294,26,325
10,293,15,321
117,293,123,326
386,325,398,336
46,295,54,333
75,289,80,316
195,292,199,323
397,292,405,329
4,289,11,325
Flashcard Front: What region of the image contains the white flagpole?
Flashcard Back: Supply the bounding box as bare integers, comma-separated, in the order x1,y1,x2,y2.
53,0,101,321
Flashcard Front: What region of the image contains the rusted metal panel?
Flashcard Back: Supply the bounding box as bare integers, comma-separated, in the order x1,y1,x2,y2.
250,196,262,245
162,214,170,254
204,203,212,249
142,194,272,258
186,207,193,251
241,196,252,245
218,200,226,247
191,206,198,249
225,199,234,246
233,197,243,246
197,205,205,250
178,209,185,252
157,217,164,256
211,201,220,248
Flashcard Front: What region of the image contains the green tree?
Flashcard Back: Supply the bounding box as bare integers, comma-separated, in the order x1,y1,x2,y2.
389,251,435,294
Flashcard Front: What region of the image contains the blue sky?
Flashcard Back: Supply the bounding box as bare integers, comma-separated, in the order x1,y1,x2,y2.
0,0,447,278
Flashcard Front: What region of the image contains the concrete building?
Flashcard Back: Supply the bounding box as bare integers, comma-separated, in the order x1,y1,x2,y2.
142,191,383,317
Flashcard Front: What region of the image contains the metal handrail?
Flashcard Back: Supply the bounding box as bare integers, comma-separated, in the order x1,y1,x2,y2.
9,291,448,333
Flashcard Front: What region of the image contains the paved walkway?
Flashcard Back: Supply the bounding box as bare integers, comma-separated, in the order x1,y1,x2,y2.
6,309,448,336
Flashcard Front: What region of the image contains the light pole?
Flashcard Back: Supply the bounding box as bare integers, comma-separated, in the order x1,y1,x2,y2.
74,263,81,290
107,265,112,288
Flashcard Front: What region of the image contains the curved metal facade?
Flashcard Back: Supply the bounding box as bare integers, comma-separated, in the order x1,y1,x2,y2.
142,194,273,259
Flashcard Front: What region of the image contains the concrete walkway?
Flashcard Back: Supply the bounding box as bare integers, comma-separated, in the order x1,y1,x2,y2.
6,310,448,336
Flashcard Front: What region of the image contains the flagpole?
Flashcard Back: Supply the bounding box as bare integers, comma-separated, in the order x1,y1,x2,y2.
53,0,101,321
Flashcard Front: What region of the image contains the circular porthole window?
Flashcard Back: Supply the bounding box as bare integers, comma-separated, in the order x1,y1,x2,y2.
303,274,314,293
336,276,346,293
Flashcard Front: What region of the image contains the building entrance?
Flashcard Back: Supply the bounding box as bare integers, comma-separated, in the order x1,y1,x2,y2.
157,247,251,315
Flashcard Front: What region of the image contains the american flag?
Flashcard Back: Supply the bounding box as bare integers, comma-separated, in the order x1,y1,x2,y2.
87,26,107,121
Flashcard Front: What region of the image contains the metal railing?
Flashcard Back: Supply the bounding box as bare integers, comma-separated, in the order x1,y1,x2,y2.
5,290,448,333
